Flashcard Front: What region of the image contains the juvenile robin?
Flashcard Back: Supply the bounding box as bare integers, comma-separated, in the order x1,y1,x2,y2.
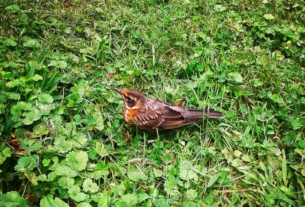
113,88,224,131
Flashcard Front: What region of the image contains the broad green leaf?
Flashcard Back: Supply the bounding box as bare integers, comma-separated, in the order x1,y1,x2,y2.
264,14,275,20
184,201,196,207
40,194,69,207
53,138,73,153
137,193,150,203
298,140,305,149
38,93,54,104
128,168,147,182
120,194,138,206
270,94,284,104
23,111,41,125
0,147,12,165
33,74,43,81
0,103,6,114
33,123,49,136
178,161,198,181
186,189,197,199
15,156,36,172
204,194,214,205
164,179,179,196
83,179,99,193
4,38,17,46
68,186,86,202
207,174,219,187
228,72,243,83
11,102,33,117
0,191,25,206
98,196,110,207
58,177,75,189
24,38,40,48
18,138,42,152
71,133,87,148
5,5,20,13
66,151,88,171
4,92,20,100
96,160,109,176
95,142,107,157
24,168,38,185
55,166,78,177
78,203,92,207
6,79,20,88
57,60,67,69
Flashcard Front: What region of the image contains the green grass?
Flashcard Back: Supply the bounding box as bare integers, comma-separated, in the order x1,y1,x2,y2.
0,0,305,206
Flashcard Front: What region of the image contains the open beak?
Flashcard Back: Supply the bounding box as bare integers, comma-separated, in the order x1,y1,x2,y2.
112,88,121,94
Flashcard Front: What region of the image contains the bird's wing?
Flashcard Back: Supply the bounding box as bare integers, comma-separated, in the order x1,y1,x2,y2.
132,99,166,129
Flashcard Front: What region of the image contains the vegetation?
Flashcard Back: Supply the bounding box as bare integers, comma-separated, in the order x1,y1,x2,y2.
0,0,305,206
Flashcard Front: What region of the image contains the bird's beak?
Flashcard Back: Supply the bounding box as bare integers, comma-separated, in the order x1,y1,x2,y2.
112,88,121,94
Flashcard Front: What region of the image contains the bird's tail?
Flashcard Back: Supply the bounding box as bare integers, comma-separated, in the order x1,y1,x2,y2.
185,109,224,119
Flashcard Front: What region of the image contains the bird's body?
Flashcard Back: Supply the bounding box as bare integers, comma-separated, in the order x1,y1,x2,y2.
113,88,224,131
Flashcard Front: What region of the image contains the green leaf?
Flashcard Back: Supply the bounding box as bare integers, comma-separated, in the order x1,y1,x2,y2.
137,193,150,203
40,194,69,207
33,74,43,81
270,94,284,104
228,72,243,83
15,156,36,172
68,186,86,202
83,179,99,193
0,191,25,206
96,160,109,176
204,194,214,205
24,168,38,185
58,177,75,189
0,147,12,165
120,194,138,206
4,38,17,46
33,123,49,136
23,38,40,48
264,14,275,20
128,168,147,182
0,103,6,114
184,201,196,207
55,166,78,177
38,93,54,104
5,5,20,13
298,140,305,149
23,111,41,125
6,79,20,88
207,174,219,187
186,189,198,199
18,138,42,152
4,92,20,100
57,60,67,69
11,102,33,117
66,151,88,171
178,161,198,181
98,196,110,207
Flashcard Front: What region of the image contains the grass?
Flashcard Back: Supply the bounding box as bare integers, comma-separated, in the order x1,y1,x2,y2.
0,0,305,206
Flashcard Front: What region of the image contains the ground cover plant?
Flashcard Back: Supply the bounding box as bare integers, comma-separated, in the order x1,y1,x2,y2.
0,0,305,206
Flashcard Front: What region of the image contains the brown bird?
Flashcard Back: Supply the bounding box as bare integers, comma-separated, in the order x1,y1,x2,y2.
113,88,224,131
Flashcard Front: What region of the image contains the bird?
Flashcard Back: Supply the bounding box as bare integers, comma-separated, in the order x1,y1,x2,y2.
113,88,224,131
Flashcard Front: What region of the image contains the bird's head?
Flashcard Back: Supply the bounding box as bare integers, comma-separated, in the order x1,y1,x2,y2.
113,88,146,109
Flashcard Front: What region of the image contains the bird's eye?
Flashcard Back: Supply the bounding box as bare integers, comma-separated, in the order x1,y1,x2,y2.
126,97,132,101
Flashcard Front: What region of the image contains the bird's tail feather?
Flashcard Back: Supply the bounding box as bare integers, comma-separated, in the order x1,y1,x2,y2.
185,109,224,119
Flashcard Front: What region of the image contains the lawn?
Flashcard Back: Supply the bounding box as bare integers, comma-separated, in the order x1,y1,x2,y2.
0,0,305,206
